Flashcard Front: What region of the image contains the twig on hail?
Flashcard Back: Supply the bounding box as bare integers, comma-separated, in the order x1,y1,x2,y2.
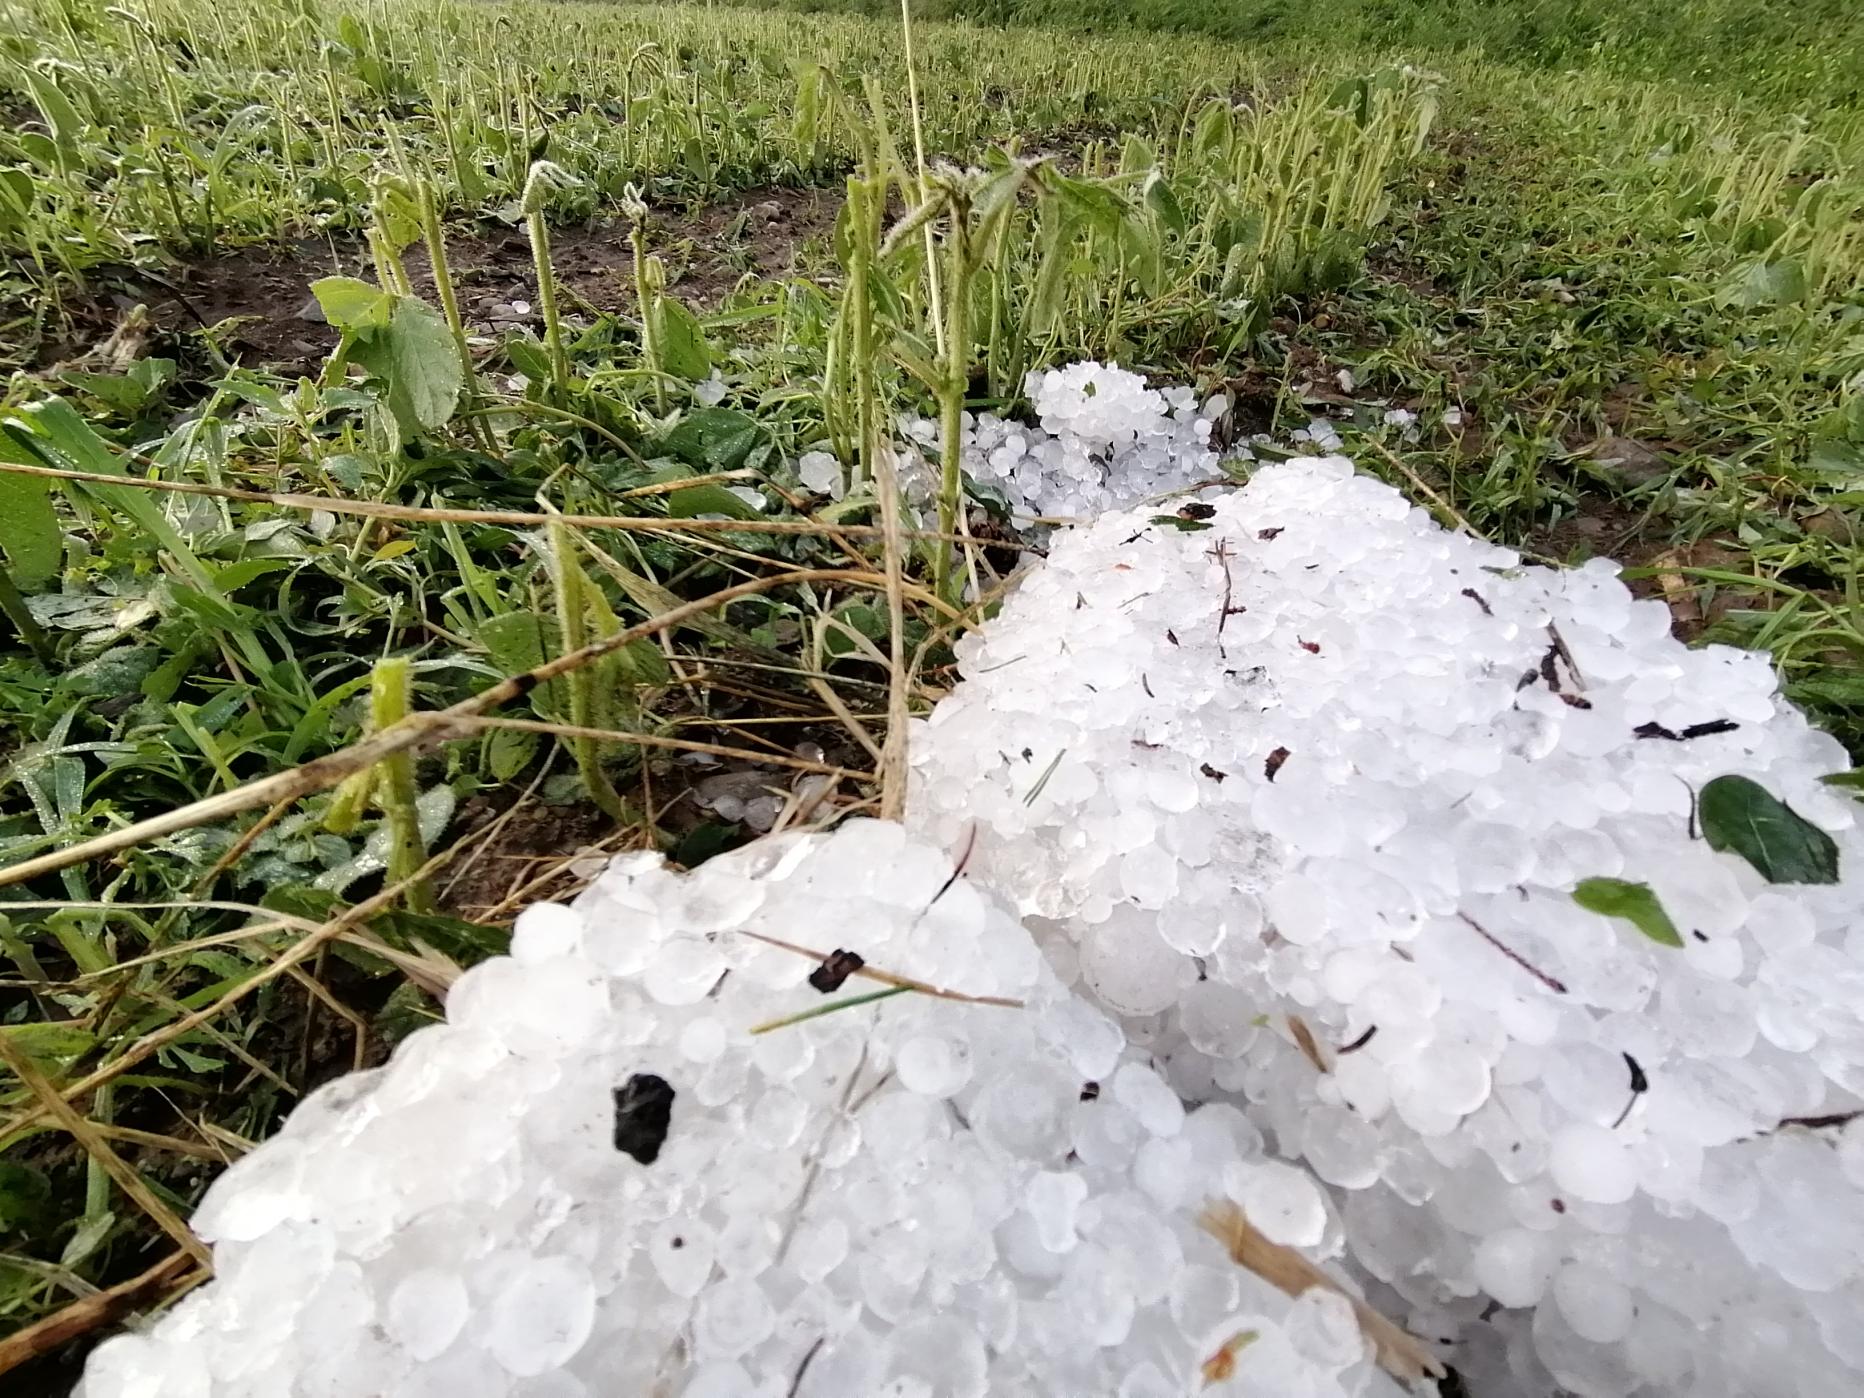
735,928,1024,1011
1197,1198,1446,1385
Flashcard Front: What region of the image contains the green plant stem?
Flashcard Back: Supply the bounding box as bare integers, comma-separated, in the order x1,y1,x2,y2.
417,177,494,451
527,205,570,398
630,221,665,413
368,656,432,912
0,564,53,664
84,1084,114,1221
934,210,973,601
847,176,911,819
548,521,628,821
898,0,946,360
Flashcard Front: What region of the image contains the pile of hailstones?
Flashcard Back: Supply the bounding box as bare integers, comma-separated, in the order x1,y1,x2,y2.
895,359,1234,522
80,364,1863,1398
911,370,1864,1397
79,820,1404,1398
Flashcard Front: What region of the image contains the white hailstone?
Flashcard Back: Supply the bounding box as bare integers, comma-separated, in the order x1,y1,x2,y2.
1473,1229,1560,1309
1548,1123,1638,1205
486,1256,597,1376
1230,1161,1328,1248
795,448,844,498
386,1270,470,1361
1553,1261,1636,1346
78,821,1370,1398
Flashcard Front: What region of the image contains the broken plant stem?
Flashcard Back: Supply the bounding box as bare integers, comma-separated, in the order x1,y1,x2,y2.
934,183,973,600
0,851,469,1147
1457,911,1569,994
0,1249,203,1379
369,656,432,911
751,985,913,1034
846,173,913,821
548,520,629,821
522,161,574,397
626,188,667,413
898,0,945,361
416,174,494,452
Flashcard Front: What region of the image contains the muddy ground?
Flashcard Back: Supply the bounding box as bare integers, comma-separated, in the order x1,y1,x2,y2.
56,184,839,376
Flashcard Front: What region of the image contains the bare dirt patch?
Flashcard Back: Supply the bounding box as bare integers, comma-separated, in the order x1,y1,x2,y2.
436,796,619,922
62,185,841,376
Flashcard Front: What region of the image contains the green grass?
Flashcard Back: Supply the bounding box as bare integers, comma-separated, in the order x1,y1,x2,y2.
692,0,1864,110
0,0,1860,1380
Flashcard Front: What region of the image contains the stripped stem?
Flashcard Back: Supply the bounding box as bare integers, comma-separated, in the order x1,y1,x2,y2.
416,175,494,450
369,657,432,912
548,521,628,821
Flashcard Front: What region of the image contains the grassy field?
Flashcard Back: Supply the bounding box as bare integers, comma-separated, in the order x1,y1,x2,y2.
0,0,1860,1384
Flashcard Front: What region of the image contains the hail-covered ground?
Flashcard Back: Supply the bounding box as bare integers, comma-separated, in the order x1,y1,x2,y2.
81,367,1864,1397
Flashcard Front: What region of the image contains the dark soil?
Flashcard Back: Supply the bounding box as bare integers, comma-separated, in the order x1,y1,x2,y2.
436,795,618,921
55,184,841,377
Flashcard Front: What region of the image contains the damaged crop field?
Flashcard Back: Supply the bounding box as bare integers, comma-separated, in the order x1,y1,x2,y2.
1,0,1862,1394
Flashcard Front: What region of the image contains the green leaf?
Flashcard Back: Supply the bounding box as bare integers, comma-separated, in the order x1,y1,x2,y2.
59,369,152,413
660,408,762,472
503,334,553,384
373,908,506,961
823,601,886,658
1143,170,1187,236
168,1047,225,1074
0,1161,52,1232
1572,878,1684,948
752,984,912,1034
1809,437,1864,478
1149,514,1212,532
1699,774,1840,884
0,467,61,588
351,297,463,439
1119,134,1157,176
212,557,296,592
61,1209,116,1268
1719,257,1808,310
972,163,1029,236
0,1020,97,1065
1192,100,1233,162
22,70,85,158
480,611,549,677
1053,174,1132,241
792,63,821,150
0,397,229,604
487,725,538,781
1028,203,1078,336
665,482,764,521
63,646,160,698
671,819,746,869
310,276,391,330
614,636,672,686
0,168,37,222
651,296,713,381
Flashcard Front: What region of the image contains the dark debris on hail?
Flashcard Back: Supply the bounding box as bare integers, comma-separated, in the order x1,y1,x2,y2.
808,948,866,994
613,1073,676,1165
